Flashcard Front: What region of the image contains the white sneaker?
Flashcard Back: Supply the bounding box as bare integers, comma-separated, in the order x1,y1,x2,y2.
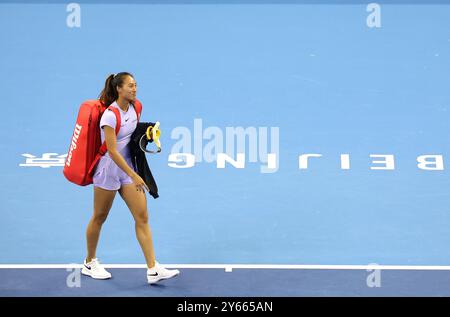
147,262,180,284
81,258,112,280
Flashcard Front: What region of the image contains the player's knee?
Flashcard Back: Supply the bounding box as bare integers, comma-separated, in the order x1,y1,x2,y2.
93,212,109,225
134,211,148,224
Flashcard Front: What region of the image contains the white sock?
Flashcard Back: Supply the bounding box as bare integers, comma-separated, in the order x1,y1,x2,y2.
147,265,157,274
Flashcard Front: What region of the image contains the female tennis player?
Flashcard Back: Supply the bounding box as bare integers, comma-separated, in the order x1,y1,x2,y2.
81,72,179,284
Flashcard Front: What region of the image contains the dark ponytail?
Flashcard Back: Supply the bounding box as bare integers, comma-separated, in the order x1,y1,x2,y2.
98,72,134,106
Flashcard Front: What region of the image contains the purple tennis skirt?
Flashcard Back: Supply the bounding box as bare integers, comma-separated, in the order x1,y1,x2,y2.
93,156,136,191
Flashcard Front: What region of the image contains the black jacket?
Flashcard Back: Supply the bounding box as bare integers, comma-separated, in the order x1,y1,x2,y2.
129,122,159,199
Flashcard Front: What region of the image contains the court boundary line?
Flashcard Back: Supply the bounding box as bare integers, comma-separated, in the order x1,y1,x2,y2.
2,264,450,270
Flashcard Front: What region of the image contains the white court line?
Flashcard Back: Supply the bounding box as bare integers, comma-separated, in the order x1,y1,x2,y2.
1,264,450,270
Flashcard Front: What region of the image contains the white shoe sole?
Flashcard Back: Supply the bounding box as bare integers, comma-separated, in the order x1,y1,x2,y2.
147,271,180,284
81,267,112,280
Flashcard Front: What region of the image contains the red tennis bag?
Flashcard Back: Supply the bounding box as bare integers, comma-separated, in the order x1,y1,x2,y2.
63,99,142,186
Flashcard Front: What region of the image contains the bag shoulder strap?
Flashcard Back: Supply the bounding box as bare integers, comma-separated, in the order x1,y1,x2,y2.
133,100,142,122
98,106,121,155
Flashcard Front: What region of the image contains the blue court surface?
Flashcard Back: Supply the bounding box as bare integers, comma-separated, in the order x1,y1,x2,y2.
2,266,450,297
1,0,450,297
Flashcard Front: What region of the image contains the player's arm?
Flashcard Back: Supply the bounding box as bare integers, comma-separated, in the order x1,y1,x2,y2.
103,125,136,178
